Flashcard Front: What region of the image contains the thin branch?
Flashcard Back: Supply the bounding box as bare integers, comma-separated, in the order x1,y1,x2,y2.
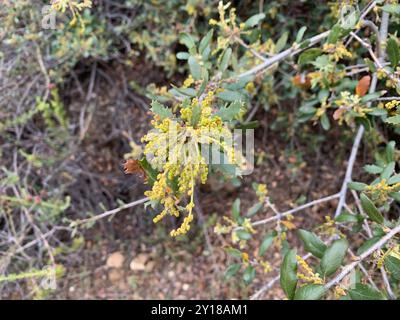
324,223,400,291
237,193,340,230
73,197,148,226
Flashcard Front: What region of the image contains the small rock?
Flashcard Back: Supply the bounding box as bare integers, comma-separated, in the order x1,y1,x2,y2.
106,251,125,269
108,269,123,283
182,283,189,291
129,253,148,271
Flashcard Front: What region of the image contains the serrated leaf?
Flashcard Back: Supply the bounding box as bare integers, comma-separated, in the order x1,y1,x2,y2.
224,263,241,279
280,249,298,300
258,232,276,256
386,115,400,125
215,100,242,120
294,284,326,300
387,37,399,68
298,229,327,259
150,100,173,120
360,193,384,224
244,13,265,28
348,284,386,300
320,238,348,277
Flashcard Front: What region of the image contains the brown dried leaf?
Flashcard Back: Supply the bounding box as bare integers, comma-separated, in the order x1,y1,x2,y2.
123,159,146,181
355,75,371,97
292,73,311,90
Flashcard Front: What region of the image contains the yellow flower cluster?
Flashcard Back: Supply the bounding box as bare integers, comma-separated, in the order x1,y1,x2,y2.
334,91,371,123
296,255,324,285
142,91,241,237
365,179,400,206
323,43,353,62
385,100,400,111
52,0,92,27
256,184,268,203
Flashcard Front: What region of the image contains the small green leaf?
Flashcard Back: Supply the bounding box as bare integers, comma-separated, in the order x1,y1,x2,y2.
327,25,343,43
280,249,298,300
232,198,241,222
236,230,252,240
386,115,400,125
298,229,327,259
298,48,323,65
244,13,265,28
320,238,348,277
276,32,289,52
199,29,214,54
150,100,173,120
225,247,242,259
188,56,202,80
387,37,399,67
357,236,382,255
348,284,386,300
215,100,242,120
258,232,276,256
348,181,368,191
246,202,263,217
385,256,400,280
224,263,241,279
382,4,400,15
243,265,256,283
386,141,396,162
296,26,307,43
176,52,190,60
219,48,232,72
360,91,385,103
335,212,359,223
381,162,395,180
360,193,384,224
179,32,196,50
363,164,383,174
294,284,326,300
320,112,330,130
388,174,400,185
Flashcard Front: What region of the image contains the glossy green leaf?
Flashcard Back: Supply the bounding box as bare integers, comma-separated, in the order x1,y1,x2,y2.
298,229,327,258
320,238,348,277
348,284,386,300
280,249,298,300
360,193,384,224
294,284,326,300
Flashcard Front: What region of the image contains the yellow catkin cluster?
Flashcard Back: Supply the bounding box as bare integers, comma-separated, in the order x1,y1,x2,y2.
323,43,352,62
256,184,268,203
385,100,400,111
142,90,242,237
296,255,324,285
366,179,400,205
